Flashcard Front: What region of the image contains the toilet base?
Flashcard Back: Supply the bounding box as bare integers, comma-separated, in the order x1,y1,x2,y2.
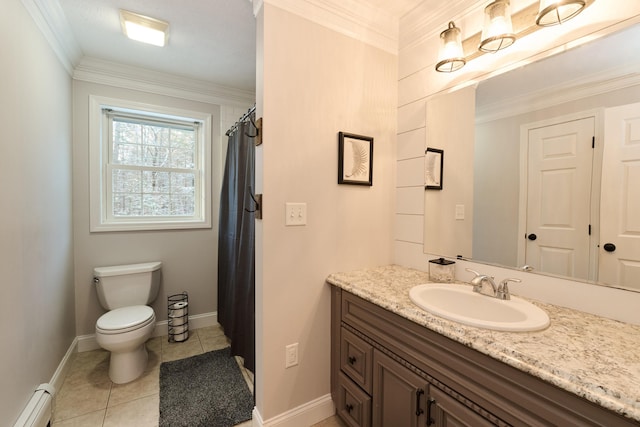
108,343,148,384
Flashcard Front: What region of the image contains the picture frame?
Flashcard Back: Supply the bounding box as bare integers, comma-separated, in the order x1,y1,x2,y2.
425,147,443,190
338,132,374,186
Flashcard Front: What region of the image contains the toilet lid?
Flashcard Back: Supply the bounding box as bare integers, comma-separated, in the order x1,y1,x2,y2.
96,305,155,334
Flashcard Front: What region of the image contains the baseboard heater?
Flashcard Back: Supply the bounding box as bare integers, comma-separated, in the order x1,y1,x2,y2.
13,384,55,427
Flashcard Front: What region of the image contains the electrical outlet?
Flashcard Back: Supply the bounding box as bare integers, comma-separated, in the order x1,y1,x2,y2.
285,202,307,226
285,343,299,368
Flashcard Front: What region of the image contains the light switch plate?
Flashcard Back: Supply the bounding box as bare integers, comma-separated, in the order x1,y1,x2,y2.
285,343,299,368
285,202,307,226
455,204,465,220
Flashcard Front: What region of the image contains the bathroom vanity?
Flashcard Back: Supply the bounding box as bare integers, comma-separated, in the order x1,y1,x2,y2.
327,265,640,426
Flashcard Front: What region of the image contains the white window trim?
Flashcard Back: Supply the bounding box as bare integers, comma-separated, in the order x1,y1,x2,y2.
89,95,213,232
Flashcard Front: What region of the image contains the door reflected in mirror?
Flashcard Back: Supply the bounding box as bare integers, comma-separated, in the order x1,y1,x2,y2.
423,24,640,292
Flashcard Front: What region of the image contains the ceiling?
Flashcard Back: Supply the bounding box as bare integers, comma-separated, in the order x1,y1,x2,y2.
57,0,424,94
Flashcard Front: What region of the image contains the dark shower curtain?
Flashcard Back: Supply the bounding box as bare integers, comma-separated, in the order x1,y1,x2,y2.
218,118,255,372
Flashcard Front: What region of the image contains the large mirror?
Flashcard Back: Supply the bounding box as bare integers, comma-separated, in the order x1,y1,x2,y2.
424,24,640,292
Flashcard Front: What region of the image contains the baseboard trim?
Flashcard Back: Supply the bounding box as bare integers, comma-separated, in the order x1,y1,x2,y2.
50,337,78,393
77,311,218,353
252,394,335,427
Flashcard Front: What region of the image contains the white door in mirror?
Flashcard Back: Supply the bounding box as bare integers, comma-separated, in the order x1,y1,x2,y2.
524,117,594,280
600,103,640,291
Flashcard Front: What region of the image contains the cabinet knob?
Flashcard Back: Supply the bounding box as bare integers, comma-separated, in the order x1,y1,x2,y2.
348,356,357,365
345,403,353,413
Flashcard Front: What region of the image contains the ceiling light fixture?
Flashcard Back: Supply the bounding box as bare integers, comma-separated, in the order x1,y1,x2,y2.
120,10,169,47
536,0,586,27
479,0,516,53
435,22,466,73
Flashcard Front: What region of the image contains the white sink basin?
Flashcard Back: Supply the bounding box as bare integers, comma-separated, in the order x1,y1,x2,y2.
409,284,550,332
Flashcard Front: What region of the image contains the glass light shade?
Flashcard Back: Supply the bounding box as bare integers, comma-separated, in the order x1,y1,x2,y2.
536,0,586,26
120,10,169,47
435,22,466,73
479,0,516,53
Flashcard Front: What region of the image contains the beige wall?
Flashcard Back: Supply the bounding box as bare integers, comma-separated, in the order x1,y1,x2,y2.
72,81,223,335
395,1,640,324
0,0,75,424
256,4,396,420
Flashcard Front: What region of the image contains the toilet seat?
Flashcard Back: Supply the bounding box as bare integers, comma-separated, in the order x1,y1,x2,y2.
96,305,155,335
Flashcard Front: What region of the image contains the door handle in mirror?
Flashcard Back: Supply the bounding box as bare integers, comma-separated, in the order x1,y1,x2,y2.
603,243,616,252
527,233,537,241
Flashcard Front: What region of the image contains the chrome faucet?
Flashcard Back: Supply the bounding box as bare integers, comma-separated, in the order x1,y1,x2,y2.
496,278,522,300
466,269,522,300
466,268,497,297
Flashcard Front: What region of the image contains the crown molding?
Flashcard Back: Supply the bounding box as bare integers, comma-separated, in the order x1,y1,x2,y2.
20,0,82,75
73,57,256,107
264,0,399,54
476,65,640,123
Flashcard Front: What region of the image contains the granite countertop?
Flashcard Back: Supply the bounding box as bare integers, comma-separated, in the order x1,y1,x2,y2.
327,264,640,422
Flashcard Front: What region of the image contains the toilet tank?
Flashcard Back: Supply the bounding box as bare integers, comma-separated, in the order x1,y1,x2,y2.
94,262,162,310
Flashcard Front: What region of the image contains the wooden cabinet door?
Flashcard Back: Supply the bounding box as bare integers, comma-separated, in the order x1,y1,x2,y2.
430,386,495,427
372,349,428,427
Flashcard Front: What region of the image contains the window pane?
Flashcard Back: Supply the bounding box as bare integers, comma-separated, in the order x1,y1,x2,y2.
143,146,170,167
143,171,170,193
113,121,142,165
143,194,170,216
112,169,141,193
113,194,142,216
170,148,195,169
113,121,142,145
171,194,195,215
170,128,195,148
171,173,195,194
143,125,171,147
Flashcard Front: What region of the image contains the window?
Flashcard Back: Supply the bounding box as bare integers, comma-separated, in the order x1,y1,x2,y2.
90,96,212,231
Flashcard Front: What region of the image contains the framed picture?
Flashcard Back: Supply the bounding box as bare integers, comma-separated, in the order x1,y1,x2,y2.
338,132,374,186
425,148,443,190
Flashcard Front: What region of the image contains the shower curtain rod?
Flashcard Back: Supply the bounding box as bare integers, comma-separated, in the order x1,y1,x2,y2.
225,105,256,136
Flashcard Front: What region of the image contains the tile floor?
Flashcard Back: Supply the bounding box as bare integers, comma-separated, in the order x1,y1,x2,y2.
52,325,345,427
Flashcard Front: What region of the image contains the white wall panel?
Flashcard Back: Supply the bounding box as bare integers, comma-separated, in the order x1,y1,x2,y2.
397,157,424,188
397,127,426,161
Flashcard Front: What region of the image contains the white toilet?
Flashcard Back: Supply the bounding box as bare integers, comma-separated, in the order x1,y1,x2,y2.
94,261,162,384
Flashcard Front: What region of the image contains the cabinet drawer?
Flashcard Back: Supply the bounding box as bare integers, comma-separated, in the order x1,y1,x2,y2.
337,372,372,427
341,327,373,394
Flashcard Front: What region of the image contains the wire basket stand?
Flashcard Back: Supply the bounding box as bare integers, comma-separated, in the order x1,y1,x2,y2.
167,292,189,343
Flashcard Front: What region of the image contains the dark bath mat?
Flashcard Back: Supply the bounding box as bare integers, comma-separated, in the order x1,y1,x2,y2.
160,347,253,427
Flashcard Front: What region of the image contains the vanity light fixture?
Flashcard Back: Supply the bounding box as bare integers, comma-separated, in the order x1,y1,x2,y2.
434,0,593,73
536,0,586,27
479,0,516,53
120,10,169,47
435,22,466,73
